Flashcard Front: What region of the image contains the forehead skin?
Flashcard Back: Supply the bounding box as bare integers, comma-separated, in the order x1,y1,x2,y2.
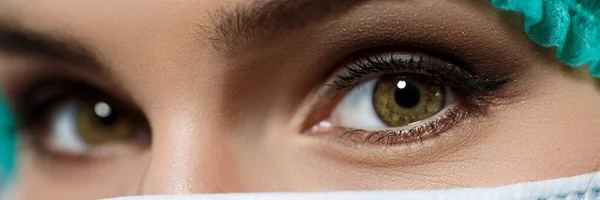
1,0,600,199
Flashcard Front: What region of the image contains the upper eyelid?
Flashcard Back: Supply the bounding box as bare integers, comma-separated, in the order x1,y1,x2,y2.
332,51,509,94
0,57,140,123
0,24,140,109
12,79,146,128
0,24,140,102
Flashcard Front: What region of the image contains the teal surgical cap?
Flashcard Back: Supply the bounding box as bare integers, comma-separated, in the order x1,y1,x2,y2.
491,0,600,78
0,93,15,185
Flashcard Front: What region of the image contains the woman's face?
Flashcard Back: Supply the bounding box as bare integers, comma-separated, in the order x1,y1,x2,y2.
0,0,599,199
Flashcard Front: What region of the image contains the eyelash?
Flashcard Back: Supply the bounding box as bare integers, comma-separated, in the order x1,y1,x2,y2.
335,106,468,146
311,51,508,146
15,80,98,129
333,52,507,95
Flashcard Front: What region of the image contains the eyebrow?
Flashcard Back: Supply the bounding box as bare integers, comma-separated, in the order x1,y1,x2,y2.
0,23,102,68
208,0,367,53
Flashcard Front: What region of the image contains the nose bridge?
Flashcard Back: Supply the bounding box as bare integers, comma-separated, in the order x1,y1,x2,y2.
137,116,240,194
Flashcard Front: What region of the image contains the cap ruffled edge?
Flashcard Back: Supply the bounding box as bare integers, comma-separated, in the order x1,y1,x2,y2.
491,0,600,78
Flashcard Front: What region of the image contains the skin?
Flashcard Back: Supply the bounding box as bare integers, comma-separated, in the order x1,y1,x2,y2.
0,0,599,199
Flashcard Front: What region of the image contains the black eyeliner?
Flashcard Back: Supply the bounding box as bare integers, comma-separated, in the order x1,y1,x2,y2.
333,51,508,96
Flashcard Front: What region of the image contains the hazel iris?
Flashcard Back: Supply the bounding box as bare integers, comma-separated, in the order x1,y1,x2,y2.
372,74,444,127
75,100,134,145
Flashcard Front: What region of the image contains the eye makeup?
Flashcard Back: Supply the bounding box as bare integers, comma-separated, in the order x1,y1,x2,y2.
332,50,508,94
302,49,510,146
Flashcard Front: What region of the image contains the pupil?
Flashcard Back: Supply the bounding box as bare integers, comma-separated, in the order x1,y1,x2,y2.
98,112,119,127
93,102,118,127
394,80,420,108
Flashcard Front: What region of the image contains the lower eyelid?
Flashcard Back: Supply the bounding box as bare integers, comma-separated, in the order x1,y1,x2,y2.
336,103,469,146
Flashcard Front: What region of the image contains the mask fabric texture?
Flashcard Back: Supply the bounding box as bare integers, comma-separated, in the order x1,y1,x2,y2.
491,0,600,78
107,171,600,200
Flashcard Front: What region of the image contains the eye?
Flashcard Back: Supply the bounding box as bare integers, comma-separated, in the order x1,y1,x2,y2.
47,99,143,156
17,82,150,158
331,73,458,129
304,51,507,145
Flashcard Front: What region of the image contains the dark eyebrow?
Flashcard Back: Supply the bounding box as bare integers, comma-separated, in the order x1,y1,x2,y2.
208,0,367,53
0,23,101,68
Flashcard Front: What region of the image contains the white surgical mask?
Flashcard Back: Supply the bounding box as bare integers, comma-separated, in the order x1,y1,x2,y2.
106,171,600,200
